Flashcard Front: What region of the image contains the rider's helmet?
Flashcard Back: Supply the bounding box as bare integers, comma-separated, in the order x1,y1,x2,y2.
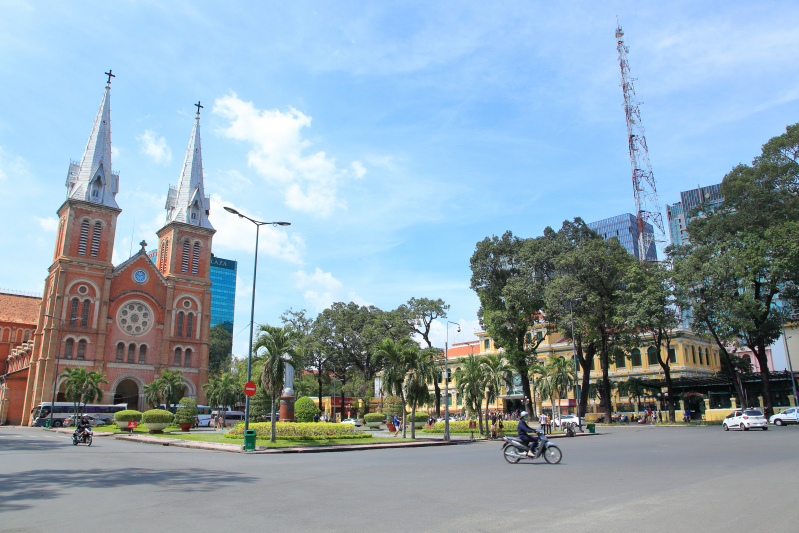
520,411,529,419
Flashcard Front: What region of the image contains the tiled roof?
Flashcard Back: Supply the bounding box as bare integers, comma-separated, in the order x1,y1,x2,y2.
0,293,41,325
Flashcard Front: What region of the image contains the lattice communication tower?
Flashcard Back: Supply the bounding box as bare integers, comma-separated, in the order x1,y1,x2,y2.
616,23,666,262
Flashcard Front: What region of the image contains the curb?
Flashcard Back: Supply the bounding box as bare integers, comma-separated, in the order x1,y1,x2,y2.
44,428,115,437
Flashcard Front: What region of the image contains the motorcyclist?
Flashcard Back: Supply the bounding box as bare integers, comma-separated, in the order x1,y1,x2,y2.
517,411,539,457
75,416,92,441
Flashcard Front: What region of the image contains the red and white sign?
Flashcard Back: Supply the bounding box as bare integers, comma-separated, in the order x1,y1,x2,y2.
127,420,137,429
244,381,257,397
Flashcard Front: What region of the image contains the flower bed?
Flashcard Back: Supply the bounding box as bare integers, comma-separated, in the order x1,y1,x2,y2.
227,422,364,440
422,420,519,433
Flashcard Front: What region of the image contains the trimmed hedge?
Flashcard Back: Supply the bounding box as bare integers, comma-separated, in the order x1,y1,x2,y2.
408,412,430,422
224,433,372,441
423,420,519,433
175,397,198,424
141,409,174,424
114,410,143,423
228,422,362,439
364,413,386,423
294,396,318,423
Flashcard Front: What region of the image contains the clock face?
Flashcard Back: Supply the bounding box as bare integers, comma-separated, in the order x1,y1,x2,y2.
133,269,147,283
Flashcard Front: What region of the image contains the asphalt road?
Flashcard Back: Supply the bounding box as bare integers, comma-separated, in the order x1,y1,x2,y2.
1,424,796,532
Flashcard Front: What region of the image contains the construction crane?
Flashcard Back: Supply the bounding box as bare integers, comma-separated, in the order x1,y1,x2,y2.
616,22,666,262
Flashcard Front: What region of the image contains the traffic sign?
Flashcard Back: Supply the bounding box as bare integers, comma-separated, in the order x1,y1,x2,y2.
244,381,257,397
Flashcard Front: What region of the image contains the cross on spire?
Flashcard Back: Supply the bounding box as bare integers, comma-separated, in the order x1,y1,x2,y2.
104,69,115,85
139,240,147,251
195,101,203,115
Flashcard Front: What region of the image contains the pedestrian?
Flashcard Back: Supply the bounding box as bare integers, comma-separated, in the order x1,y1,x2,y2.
497,414,504,438
313,412,319,423
393,415,401,437
658,410,663,423
490,413,497,439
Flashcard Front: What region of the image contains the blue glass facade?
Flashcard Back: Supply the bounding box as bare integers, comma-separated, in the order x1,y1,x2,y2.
209,254,237,335
587,213,657,262
666,183,724,246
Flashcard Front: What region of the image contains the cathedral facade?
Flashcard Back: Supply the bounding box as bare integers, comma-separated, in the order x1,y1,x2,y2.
21,80,215,424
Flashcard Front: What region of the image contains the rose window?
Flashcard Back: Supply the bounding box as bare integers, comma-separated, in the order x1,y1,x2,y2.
116,301,154,336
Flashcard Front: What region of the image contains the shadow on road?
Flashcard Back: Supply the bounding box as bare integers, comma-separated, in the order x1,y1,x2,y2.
0,433,72,452
0,467,259,512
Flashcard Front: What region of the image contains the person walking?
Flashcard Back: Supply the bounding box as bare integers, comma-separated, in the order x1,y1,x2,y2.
393,415,401,437
497,414,504,439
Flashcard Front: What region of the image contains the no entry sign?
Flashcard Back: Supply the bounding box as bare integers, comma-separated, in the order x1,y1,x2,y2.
244,381,257,397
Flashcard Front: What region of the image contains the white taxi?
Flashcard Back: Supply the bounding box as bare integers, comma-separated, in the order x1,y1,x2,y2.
769,407,799,426
722,409,769,431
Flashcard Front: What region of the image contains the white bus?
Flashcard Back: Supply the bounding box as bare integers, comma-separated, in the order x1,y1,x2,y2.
158,403,214,427
30,402,127,427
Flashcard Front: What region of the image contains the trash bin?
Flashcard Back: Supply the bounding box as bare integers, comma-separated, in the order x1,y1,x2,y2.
587,423,596,434
243,430,257,451
45,419,51,429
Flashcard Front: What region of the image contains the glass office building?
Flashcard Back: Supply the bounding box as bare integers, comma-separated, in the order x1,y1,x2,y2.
209,254,237,335
666,183,724,246
587,213,657,262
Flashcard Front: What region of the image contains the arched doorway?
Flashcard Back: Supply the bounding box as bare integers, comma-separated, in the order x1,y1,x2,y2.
56,380,67,403
114,379,140,410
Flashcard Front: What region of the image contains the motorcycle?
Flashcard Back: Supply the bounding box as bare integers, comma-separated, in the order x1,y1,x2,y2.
72,427,93,446
502,429,562,464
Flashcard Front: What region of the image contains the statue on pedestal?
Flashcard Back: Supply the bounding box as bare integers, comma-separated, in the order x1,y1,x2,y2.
279,355,296,422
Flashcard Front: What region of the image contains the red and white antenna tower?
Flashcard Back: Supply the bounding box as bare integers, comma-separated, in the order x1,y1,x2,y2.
616,22,665,262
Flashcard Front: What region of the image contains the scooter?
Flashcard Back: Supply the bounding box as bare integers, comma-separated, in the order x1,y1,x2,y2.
72,427,93,446
502,429,562,464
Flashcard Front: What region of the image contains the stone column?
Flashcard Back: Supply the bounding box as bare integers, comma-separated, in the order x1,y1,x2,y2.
789,396,796,407
731,397,738,409
279,359,295,422
758,396,764,408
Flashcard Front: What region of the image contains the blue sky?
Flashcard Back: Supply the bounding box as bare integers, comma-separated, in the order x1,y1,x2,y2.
1,1,797,364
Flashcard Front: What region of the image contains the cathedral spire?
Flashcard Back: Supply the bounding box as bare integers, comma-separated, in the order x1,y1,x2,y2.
66,75,119,209
164,104,213,230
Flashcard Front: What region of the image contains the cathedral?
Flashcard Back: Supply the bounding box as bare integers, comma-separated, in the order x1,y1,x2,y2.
20,77,215,424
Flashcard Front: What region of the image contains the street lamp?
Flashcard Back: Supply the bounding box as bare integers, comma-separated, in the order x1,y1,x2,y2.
44,314,65,429
223,206,291,434
569,298,583,430
444,321,460,442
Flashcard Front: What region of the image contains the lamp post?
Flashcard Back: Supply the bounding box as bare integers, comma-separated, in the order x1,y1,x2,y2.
44,314,65,429
444,321,460,442
569,298,583,429
223,207,290,434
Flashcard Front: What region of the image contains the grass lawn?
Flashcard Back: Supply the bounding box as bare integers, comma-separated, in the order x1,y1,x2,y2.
136,432,412,447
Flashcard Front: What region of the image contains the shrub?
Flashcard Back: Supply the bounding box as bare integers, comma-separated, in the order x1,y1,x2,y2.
423,420,519,433
141,409,174,424
294,396,318,422
364,413,386,423
175,397,198,424
228,422,362,439
114,410,143,423
408,412,430,422
382,395,404,419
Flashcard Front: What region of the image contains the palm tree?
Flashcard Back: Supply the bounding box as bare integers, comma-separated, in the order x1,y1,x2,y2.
254,324,300,442
142,380,163,409
203,373,239,427
82,371,108,411
404,347,437,439
159,369,185,411
377,337,417,438
482,354,509,424
453,354,487,434
536,376,557,424
58,367,88,417
528,360,547,418
547,357,576,423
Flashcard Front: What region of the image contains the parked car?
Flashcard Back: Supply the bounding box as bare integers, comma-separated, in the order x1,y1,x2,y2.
553,415,585,428
722,410,769,431
341,418,362,427
769,407,799,426
436,417,457,423
64,415,109,427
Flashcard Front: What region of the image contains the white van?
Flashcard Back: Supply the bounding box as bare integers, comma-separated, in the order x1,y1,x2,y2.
211,410,245,427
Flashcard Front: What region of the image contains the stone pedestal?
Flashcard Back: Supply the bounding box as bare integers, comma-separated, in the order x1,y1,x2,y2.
758,396,764,408
731,397,738,409
279,394,295,422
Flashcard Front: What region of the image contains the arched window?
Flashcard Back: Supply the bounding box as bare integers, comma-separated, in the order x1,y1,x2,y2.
69,298,80,326
631,349,641,367
116,342,124,362
159,238,170,273
90,222,101,257
192,242,200,274
186,313,194,338
174,348,182,366
691,346,696,364
698,348,704,365
139,345,147,364
81,299,91,327
184,348,192,367
77,339,87,360
127,343,136,363
668,348,676,364
182,240,190,273
23,330,30,342
647,347,658,365
705,348,710,366
64,338,74,360
78,220,89,255
176,312,184,337
91,176,102,199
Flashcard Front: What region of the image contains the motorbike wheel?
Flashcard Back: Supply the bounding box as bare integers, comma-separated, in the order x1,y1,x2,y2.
72,436,78,446
503,446,521,464
86,435,92,446
543,445,562,464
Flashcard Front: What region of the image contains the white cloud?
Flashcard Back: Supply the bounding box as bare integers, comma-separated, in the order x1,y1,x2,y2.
111,146,120,160
213,93,358,217
0,146,28,182
295,267,343,292
351,160,366,179
209,193,304,263
36,217,58,232
137,130,172,165
294,267,370,311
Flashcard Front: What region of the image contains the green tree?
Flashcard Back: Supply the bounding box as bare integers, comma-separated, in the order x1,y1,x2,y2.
482,353,509,423
396,297,449,416
453,354,487,434
377,337,417,438
403,346,437,439
546,356,576,423
142,381,162,409
208,323,234,377
281,308,329,409
158,369,186,411
294,396,318,422
255,324,300,442
58,368,108,417
623,260,681,421
202,373,239,426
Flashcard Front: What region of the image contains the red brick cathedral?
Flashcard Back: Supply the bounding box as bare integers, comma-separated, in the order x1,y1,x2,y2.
20,79,215,424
